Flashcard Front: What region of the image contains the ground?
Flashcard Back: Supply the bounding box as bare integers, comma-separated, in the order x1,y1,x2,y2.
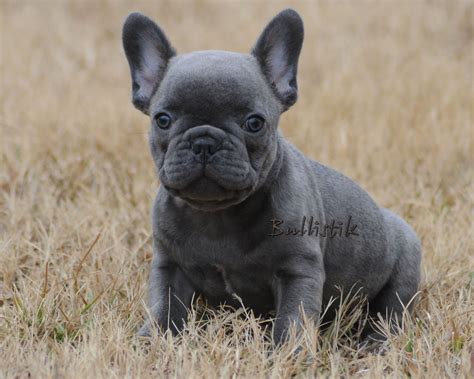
0,1,472,378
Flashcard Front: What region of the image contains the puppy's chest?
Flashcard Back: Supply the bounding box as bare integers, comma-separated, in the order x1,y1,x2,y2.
160,222,272,302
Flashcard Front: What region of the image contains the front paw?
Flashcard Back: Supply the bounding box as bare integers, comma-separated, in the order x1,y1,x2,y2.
357,332,390,355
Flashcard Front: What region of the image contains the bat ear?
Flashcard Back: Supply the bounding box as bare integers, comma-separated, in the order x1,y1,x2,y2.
122,12,176,114
251,9,304,111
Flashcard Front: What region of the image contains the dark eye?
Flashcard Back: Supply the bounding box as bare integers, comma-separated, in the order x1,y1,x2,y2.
243,115,265,133
154,113,172,129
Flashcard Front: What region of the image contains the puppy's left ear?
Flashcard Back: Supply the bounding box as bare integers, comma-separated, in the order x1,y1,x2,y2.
122,12,176,114
252,9,304,111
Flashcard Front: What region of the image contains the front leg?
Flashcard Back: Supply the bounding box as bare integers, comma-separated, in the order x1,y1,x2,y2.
272,252,325,345
138,249,195,336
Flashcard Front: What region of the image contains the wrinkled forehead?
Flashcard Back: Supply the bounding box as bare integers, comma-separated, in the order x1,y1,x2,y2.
153,51,276,116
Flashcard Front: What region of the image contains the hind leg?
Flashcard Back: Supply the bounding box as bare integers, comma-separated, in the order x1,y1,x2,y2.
362,267,419,342
362,210,422,344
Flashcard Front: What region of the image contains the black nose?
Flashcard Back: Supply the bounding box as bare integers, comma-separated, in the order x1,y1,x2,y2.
191,136,220,158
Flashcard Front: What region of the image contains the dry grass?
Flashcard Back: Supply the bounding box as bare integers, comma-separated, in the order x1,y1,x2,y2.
1,1,473,378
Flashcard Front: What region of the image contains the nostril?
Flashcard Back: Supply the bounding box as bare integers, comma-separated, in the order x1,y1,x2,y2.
191,137,219,156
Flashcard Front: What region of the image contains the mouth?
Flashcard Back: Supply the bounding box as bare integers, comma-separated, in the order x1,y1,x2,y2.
180,193,235,202
181,195,251,211
168,190,244,211
164,177,252,211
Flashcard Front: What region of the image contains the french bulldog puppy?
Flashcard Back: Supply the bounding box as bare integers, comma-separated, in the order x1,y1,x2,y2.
122,9,421,345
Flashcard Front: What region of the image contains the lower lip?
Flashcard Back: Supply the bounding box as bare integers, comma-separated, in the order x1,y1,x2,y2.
181,196,235,204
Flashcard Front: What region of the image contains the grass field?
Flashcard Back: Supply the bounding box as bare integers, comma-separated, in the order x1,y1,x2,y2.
0,1,473,377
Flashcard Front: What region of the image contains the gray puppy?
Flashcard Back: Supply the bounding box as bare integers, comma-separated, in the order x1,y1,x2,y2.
122,9,421,345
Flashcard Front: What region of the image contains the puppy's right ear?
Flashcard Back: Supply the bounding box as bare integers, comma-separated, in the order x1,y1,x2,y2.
122,12,176,114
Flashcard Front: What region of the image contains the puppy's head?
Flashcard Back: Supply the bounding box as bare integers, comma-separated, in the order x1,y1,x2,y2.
123,9,304,211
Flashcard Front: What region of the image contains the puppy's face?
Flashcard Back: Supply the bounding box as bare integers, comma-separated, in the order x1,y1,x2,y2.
123,10,304,211
149,52,281,211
